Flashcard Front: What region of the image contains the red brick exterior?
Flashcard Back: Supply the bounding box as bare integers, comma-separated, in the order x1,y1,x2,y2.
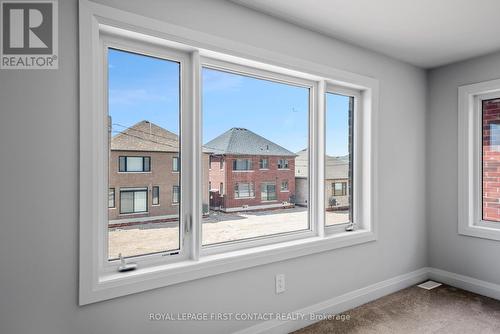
208,154,295,211
482,99,500,222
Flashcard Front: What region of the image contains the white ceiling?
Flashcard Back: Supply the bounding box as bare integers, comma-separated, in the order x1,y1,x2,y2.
232,0,500,68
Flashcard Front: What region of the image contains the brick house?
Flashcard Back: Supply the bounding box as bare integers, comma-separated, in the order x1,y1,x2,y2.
108,120,210,224
295,149,350,210
482,99,500,221
204,128,296,212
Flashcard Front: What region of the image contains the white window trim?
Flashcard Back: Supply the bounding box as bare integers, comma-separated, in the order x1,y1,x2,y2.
79,0,378,305
458,79,500,241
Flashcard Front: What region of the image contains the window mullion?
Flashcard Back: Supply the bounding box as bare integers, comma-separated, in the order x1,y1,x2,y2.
315,80,326,237
190,50,202,260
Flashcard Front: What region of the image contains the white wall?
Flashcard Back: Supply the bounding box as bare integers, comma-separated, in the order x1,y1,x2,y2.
427,52,500,285
0,1,427,333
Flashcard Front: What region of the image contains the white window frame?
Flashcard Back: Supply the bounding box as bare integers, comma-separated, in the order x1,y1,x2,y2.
79,0,378,305
458,79,500,241
323,86,361,233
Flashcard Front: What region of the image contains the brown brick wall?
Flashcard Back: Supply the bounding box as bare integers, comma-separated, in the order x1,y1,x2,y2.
210,155,296,210
108,150,210,221
207,156,226,208
482,99,500,222
108,150,180,221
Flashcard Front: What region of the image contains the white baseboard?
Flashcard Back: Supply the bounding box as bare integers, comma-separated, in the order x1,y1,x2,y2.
234,267,429,334
428,267,500,301
235,267,500,334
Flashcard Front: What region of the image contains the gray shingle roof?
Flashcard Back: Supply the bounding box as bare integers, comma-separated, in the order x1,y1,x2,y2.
111,120,179,152
204,128,296,156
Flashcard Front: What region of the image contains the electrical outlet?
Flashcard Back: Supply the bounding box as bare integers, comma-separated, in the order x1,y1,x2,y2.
275,274,285,294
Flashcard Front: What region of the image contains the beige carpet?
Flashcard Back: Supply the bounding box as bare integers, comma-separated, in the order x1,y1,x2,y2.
292,284,500,334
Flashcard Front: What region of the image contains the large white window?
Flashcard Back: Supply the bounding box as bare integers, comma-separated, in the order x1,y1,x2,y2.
458,79,500,241
79,0,377,305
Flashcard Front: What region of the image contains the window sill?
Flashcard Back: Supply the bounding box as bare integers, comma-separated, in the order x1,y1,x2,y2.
81,228,375,305
119,212,148,216
117,171,152,174
232,170,254,172
459,223,500,241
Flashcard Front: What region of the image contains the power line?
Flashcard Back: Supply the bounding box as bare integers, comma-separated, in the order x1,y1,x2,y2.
112,123,179,143
111,130,179,149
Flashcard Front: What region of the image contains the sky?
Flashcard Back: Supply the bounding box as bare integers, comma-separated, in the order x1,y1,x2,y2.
108,48,350,156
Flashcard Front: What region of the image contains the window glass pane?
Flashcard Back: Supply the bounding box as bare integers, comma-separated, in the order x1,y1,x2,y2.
134,190,147,212
107,48,180,260
119,156,126,172
202,66,309,245
325,93,353,226
108,188,115,208
126,157,144,172
144,157,151,172
172,157,179,172
152,186,159,205
172,186,180,203
482,99,500,222
120,191,134,214
261,182,277,201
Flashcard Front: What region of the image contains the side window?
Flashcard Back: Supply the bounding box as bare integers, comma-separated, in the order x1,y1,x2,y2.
325,92,353,226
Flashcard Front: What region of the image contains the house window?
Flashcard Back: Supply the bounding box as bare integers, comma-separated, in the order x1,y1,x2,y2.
325,92,354,226
108,188,115,208
234,182,255,198
172,186,180,204
172,157,179,172
120,188,148,214
458,81,500,241
259,158,268,169
333,182,347,196
233,159,252,171
152,186,160,205
277,159,289,169
80,13,376,304
119,156,151,172
280,181,289,192
261,182,277,201
482,100,500,222
220,182,224,196
220,158,224,169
